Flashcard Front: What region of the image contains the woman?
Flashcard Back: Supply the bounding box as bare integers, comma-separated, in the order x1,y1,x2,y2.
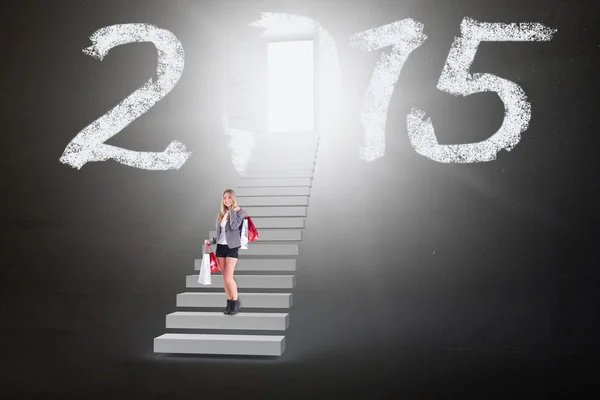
205,189,245,315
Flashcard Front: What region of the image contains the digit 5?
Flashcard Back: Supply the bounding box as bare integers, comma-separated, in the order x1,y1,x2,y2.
407,17,557,163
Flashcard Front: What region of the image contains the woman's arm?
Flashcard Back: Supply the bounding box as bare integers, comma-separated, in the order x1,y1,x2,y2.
229,208,245,230
205,218,218,246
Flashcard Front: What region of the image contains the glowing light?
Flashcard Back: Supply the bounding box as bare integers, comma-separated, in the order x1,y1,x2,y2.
267,40,315,133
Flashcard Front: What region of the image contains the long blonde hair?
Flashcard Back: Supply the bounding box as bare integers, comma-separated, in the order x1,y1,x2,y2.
217,189,237,222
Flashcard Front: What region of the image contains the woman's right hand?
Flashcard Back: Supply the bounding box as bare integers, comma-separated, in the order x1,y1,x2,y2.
204,240,210,246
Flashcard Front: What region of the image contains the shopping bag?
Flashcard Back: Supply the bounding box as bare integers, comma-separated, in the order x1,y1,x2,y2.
208,245,219,273
240,219,249,249
198,252,211,286
247,217,259,242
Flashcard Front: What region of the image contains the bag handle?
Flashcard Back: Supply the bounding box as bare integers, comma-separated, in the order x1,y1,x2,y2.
230,206,249,219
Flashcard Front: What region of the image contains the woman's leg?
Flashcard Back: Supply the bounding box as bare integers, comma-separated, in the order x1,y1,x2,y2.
217,256,233,314
223,256,238,301
217,257,231,299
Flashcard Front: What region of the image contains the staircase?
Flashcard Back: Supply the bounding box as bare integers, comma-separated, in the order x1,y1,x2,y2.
154,133,320,356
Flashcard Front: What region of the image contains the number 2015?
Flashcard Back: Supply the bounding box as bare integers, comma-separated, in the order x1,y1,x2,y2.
59,13,556,170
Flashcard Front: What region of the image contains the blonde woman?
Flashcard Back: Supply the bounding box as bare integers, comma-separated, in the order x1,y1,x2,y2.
205,189,245,315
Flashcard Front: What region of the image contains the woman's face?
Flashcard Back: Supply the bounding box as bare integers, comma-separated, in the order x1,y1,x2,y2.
223,192,233,208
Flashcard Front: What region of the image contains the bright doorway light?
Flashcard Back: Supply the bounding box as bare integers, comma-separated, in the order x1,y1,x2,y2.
267,40,315,133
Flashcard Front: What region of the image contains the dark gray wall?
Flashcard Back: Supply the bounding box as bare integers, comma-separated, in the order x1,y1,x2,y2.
1,0,597,396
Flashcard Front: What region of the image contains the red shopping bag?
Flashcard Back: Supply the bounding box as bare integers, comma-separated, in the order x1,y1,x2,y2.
247,217,259,242
242,208,260,242
205,244,219,272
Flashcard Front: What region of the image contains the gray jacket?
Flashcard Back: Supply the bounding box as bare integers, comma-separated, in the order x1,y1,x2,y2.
209,209,245,249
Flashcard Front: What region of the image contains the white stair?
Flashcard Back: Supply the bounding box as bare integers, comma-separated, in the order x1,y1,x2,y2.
249,157,316,165
238,178,312,187
251,217,305,228
242,206,306,217
154,133,320,356
255,139,318,148
210,229,302,241
252,147,318,157
246,160,316,170
187,274,296,289
203,243,300,256
243,170,314,178
252,142,316,150
254,140,317,152
195,258,296,271
166,312,289,331
177,292,293,308
235,186,310,196
154,334,286,356
239,243,299,256
253,132,319,142
236,196,309,206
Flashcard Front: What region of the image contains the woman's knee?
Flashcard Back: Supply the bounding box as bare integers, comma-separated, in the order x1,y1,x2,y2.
223,273,235,285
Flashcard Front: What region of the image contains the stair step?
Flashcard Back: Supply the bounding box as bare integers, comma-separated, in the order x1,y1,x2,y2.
251,152,317,162
154,333,286,356
243,169,314,178
187,274,296,289
205,243,299,256
252,217,305,228
254,140,318,148
253,145,317,153
252,151,317,159
255,135,319,143
177,292,293,308
255,137,318,145
243,206,306,217
166,311,289,331
246,160,315,170
195,258,296,271
255,132,319,140
235,187,310,196
240,242,298,256
254,142,317,149
237,196,309,206
209,229,302,241
238,178,312,187
255,136,319,145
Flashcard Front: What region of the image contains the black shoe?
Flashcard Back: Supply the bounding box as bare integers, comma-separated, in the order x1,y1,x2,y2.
229,299,240,315
223,299,232,314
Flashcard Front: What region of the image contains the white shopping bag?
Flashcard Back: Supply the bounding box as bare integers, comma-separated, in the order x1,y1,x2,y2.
198,252,212,285
240,219,249,249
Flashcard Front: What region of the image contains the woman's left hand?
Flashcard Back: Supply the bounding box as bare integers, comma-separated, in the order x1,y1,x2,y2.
233,206,241,211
